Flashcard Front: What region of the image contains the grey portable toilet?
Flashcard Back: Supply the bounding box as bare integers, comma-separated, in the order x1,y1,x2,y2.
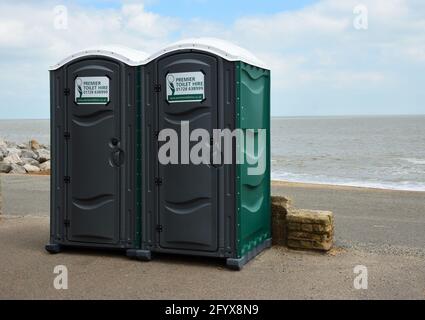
46,46,148,254
135,38,271,269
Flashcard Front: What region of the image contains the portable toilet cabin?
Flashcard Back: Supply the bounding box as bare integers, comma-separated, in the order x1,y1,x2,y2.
46,46,148,254
136,38,271,269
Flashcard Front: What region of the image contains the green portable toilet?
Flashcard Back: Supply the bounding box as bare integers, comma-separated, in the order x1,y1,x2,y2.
132,38,271,269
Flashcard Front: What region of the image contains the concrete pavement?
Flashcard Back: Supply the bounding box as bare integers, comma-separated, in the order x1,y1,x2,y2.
1,216,424,299
0,174,424,299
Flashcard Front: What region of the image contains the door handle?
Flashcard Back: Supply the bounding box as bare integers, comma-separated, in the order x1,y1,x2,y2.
111,137,120,147
111,149,125,167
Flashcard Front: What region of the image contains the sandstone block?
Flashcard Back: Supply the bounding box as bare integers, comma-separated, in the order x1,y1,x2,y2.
287,209,333,225
287,222,301,231
287,239,333,251
271,196,292,246
286,209,334,252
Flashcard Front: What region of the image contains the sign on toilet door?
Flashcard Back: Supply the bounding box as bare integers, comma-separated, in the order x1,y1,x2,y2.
75,76,110,105
166,72,205,103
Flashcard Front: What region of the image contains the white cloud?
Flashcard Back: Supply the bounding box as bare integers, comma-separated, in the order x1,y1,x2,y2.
123,3,179,37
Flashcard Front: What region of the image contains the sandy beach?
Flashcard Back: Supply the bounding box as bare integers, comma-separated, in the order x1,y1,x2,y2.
0,174,424,299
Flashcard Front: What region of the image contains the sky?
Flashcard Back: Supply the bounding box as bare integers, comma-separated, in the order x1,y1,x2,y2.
0,0,424,119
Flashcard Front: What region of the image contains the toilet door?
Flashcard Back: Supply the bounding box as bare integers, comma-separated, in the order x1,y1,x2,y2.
156,53,219,252
65,59,123,245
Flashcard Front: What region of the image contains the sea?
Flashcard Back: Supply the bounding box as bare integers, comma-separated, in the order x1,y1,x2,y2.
1,116,424,191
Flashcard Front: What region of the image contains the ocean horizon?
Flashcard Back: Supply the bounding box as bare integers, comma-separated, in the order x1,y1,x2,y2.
1,115,425,192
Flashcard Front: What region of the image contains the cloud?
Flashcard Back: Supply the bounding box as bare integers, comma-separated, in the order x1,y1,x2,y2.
123,3,179,38
228,0,425,115
0,0,424,118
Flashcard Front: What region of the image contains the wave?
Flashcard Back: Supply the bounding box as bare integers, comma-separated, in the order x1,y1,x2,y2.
401,158,425,165
271,171,425,192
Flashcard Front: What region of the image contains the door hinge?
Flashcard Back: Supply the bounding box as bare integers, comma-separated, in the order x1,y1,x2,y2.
64,88,71,96
64,132,70,140
64,219,70,227
64,176,71,184
154,84,161,93
154,177,163,186
156,225,163,232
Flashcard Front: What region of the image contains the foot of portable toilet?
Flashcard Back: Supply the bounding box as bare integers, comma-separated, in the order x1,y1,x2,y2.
126,249,152,261
45,243,62,254
226,257,246,271
226,238,272,271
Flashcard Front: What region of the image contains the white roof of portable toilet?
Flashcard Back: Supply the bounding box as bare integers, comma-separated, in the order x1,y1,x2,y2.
49,45,149,71
145,38,268,70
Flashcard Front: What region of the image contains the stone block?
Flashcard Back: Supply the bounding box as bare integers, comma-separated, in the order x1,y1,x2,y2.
287,209,333,225
271,196,292,246
286,209,334,252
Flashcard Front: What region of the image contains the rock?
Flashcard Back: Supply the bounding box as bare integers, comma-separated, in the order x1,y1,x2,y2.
286,209,334,252
271,196,292,246
7,141,17,148
21,149,37,159
39,160,51,171
9,164,26,174
3,153,23,165
36,148,50,163
18,143,28,149
0,162,12,173
30,139,41,150
23,164,41,173
22,157,40,166
7,147,22,157
0,146,7,158
0,138,7,148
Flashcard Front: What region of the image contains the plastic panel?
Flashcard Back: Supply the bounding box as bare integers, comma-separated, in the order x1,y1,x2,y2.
236,62,271,258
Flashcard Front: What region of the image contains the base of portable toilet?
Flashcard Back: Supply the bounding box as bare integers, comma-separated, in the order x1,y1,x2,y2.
126,249,152,261
225,239,272,270
45,243,62,254
125,238,271,270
